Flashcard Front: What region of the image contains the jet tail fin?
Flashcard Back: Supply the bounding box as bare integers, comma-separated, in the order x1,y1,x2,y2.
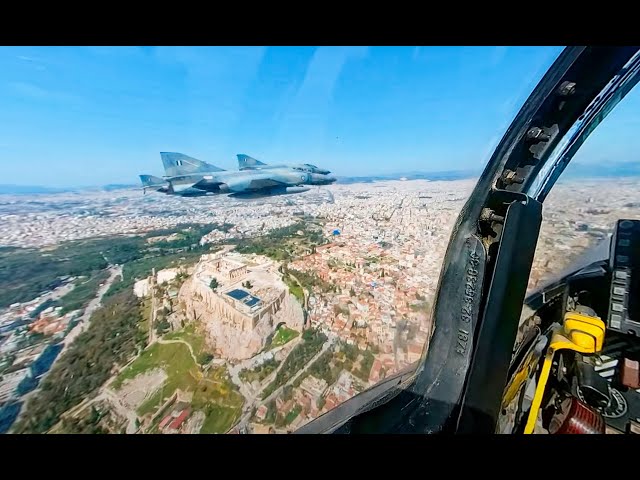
139,174,169,194
160,152,224,177
237,154,267,170
139,174,166,188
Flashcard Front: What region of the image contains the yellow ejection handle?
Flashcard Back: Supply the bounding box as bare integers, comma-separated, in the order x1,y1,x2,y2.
524,312,605,434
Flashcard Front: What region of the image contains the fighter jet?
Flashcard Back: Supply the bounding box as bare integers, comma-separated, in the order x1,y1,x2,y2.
140,152,336,198
237,154,331,175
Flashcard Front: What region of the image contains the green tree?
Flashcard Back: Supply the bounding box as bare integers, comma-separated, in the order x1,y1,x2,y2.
283,384,294,401
198,352,214,365
209,277,219,290
302,329,316,342
155,318,170,335
88,406,100,425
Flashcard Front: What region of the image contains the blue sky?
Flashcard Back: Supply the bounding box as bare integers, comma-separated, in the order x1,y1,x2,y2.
1,46,636,187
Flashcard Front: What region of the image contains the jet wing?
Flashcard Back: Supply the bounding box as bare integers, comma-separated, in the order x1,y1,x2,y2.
217,171,289,193
244,177,286,191
164,174,220,183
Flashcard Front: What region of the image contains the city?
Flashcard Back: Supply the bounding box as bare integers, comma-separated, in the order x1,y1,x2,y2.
2,176,639,433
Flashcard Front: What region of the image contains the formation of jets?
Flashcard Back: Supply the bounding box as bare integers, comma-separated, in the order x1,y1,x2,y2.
140,153,336,199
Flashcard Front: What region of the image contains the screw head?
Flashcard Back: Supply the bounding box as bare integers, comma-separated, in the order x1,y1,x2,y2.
558,81,576,96
527,127,543,139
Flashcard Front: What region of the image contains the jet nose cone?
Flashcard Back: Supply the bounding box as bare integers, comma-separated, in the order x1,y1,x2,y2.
309,173,337,185
309,174,328,184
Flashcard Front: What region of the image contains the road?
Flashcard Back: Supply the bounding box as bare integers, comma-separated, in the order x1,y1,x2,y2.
261,335,336,406
232,333,336,432
39,281,75,304
227,337,302,419
62,264,123,348
148,281,157,345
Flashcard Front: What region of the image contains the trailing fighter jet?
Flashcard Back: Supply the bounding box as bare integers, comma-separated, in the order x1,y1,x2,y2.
237,154,331,175
139,152,336,198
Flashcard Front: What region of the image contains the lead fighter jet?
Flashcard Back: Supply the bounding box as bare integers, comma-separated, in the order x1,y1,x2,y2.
237,154,331,175
140,152,336,198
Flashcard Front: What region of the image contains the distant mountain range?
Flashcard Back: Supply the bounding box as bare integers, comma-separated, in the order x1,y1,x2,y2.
1,162,639,194
0,185,68,194
562,161,640,179
336,161,640,184
335,169,480,184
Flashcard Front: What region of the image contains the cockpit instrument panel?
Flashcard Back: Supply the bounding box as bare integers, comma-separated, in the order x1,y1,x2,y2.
608,219,640,335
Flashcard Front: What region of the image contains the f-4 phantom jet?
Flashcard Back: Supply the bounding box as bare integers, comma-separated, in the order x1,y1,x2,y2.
140,152,336,198
237,154,331,175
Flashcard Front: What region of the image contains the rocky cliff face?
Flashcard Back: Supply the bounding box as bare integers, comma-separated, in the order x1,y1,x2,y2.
272,291,304,331
179,273,304,361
